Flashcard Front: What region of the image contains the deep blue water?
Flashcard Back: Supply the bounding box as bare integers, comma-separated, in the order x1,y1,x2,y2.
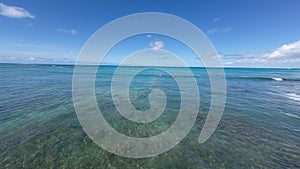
0,63,299,168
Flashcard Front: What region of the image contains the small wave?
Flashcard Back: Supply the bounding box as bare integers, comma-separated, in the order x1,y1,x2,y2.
286,93,300,102
283,113,300,119
234,76,300,82
272,77,283,81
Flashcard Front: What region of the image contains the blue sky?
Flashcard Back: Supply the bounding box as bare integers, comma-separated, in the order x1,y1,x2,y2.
0,0,300,67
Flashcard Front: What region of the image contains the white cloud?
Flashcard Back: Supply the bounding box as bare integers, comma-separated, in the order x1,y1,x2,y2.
0,50,53,57
223,61,234,65
0,42,78,64
208,17,231,35
0,3,35,19
223,27,232,32
221,40,300,67
9,43,56,49
119,49,186,67
202,53,223,59
213,17,223,23
207,28,219,34
207,27,232,34
56,28,77,35
263,40,300,59
150,40,164,51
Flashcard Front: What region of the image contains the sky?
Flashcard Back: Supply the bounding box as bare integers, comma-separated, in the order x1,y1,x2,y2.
0,0,300,67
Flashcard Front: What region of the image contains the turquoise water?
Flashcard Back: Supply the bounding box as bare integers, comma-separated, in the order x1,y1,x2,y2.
0,63,300,168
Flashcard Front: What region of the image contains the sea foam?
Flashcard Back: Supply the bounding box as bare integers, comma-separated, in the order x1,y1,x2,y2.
272,77,283,81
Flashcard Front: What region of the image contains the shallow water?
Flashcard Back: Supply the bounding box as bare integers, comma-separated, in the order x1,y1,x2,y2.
0,64,299,168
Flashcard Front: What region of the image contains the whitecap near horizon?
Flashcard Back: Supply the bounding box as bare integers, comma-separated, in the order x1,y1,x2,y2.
272,77,283,81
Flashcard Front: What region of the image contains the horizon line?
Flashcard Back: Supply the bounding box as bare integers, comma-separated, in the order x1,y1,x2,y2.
0,62,299,69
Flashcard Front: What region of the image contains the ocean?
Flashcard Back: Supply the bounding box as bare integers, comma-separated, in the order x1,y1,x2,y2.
0,63,299,168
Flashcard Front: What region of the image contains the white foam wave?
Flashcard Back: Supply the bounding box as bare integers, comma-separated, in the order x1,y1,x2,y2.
272,77,283,81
